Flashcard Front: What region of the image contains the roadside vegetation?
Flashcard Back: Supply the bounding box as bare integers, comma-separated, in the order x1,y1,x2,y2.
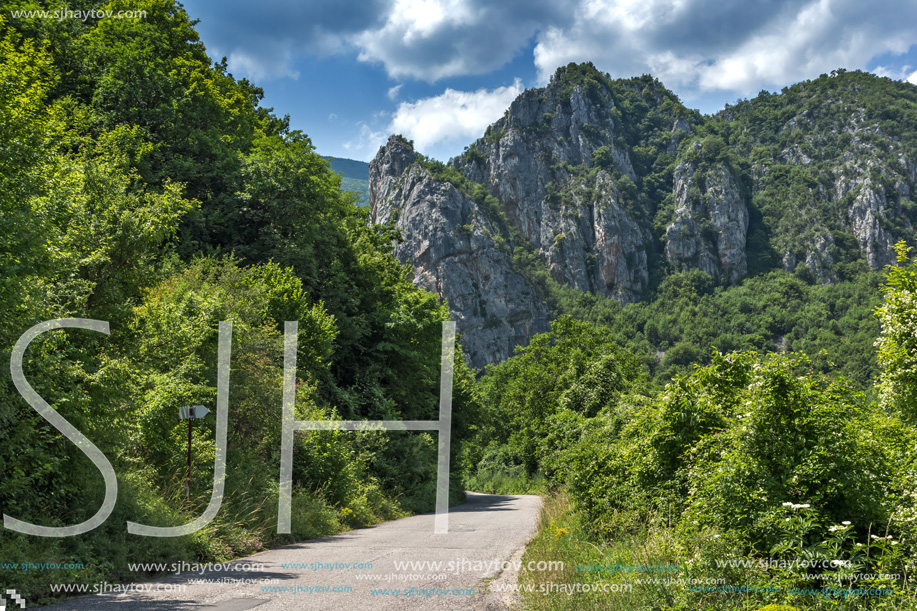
472,248,917,610
0,3,473,604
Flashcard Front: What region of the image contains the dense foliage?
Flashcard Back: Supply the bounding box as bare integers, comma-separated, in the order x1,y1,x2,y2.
462,317,647,492
717,70,917,276
0,3,473,603
465,255,917,609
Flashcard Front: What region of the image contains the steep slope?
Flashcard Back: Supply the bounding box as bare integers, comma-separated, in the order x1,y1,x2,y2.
713,70,917,281
370,136,550,369
451,66,690,300
370,64,917,368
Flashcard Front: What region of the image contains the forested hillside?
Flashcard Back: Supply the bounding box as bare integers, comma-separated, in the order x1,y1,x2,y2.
0,2,473,604
371,64,917,386
326,156,370,205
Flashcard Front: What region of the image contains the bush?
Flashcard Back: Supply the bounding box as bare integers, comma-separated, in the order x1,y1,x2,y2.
559,350,917,558
465,316,647,479
682,353,914,555
877,242,917,422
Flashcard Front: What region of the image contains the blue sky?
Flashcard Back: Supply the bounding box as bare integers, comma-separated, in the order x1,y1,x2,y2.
182,0,917,163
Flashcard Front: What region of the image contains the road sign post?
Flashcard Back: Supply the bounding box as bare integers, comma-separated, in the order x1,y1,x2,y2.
178,405,210,507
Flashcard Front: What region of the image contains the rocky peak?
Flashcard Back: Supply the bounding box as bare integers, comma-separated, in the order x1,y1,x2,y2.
448,64,650,302
369,135,417,223
369,137,550,369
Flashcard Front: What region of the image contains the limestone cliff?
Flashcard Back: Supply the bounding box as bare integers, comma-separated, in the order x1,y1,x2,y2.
368,65,917,367
665,149,749,283
450,73,651,301
370,136,550,369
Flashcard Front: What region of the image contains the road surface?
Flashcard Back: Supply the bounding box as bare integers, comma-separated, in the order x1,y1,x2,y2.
42,492,542,610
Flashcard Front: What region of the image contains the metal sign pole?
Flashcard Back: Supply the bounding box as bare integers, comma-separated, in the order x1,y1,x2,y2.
178,405,208,509
186,416,193,508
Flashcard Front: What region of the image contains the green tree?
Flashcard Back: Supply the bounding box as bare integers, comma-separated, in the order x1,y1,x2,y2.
876,241,917,421
470,316,646,475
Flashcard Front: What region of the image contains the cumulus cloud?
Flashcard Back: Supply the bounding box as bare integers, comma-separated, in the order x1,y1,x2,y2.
695,0,916,93
353,0,575,80
387,79,524,154
910,71,917,85
187,0,916,107
533,0,917,100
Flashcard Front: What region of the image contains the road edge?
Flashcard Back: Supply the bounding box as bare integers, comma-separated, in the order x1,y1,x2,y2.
481,494,543,610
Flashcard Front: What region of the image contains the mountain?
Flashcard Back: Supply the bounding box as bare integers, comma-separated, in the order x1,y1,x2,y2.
326,156,370,205
370,63,917,370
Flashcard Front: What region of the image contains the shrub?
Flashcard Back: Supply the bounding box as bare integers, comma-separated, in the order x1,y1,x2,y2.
682,353,914,554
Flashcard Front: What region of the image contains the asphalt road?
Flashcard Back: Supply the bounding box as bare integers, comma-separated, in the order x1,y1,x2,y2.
42,492,542,610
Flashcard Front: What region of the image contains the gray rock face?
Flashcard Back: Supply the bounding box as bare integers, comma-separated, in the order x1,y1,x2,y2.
368,66,917,368
451,79,650,301
757,103,914,278
843,176,896,269
805,233,838,283
664,155,749,283
370,136,550,369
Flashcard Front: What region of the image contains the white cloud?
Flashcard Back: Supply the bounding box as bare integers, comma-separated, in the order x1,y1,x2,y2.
694,0,913,94
387,0,475,41
187,0,917,129
188,0,573,84
533,0,917,102
909,70,917,85
387,80,524,153
353,0,576,81
182,0,385,82
873,64,917,81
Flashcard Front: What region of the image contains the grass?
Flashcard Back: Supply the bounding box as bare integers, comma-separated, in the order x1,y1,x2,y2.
516,493,915,611
518,492,692,611
463,465,548,495
0,473,407,606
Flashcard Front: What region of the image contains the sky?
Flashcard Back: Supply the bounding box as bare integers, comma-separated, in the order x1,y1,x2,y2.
181,0,917,163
